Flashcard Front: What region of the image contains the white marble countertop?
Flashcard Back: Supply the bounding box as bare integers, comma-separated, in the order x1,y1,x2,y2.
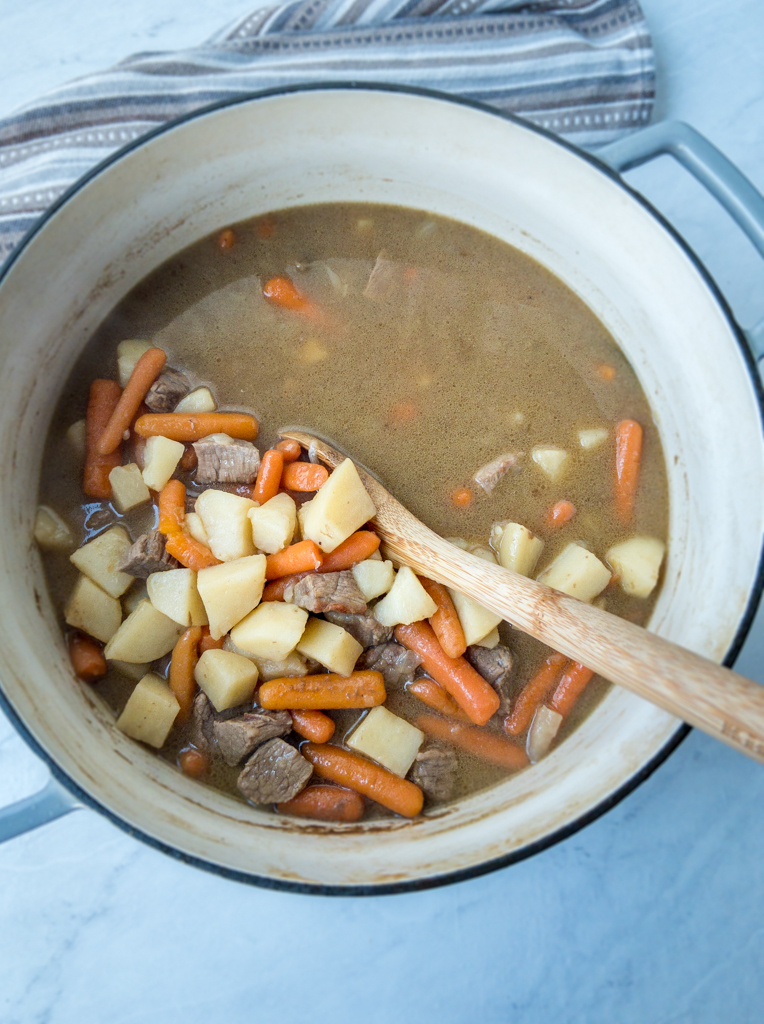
1,1,763,1021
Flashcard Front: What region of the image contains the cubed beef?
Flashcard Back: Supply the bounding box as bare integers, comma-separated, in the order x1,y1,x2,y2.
285,571,367,615
144,368,191,413
472,452,521,494
465,643,514,714
193,435,260,484
213,710,292,766
117,529,179,579
237,738,312,804
190,691,215,753
357,642,421,686
323,610,393,649
409,744,458,803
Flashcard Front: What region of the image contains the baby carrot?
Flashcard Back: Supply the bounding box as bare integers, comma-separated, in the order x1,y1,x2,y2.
84,379,122,498
302,743,424,818
263,276,324,321
68,633,107,683
418,576,467,659
408,677,469,721
261,572,312,602
281,462,329,492
277,785,365,823
614,419,643,522
265,540,324,580
546,500,576,529
158,478,186,536
318,531,380,573
217,228,235,250
395,621,500,725
165,532,221,570
503,652,567,736
179,748,210,777
134,412,258,442
198,627,225,654
290,709,336,743
169,626,202,723
275,438,302,462
96,347,167,455
259,671,386,711
549,661,595,718
253,449,284,504
416,714,529,770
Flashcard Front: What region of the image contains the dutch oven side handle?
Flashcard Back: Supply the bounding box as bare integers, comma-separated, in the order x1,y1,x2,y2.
0,776,81,845
598,121,764,360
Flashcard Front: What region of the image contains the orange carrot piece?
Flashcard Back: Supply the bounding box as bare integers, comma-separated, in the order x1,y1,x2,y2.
253,449,284,504
275,438,301,462
217,228,235,250
546,500,576,529
96,348,167,455
261,572,313,602
277,784,364,822
418,576,467,659
198,627,225,654
387,401,418,425
395,621,500,726
302,743,424,818
549,661,595,718
263,275,323,320
259,671,385,710
158,479,186,536
504,652,567,736
256,215,276,240
318,531,380,573
165,532,221,570
68,633,107,683
281,461,329,492
614,418,643,522
169,626,202,723
179,748,210,777
265,540,323,580
417,714,529,770
134,412,258,442
408,677,469,721
83,379,122,498
596,362,616,381
450,487,473,508
290,708,336,743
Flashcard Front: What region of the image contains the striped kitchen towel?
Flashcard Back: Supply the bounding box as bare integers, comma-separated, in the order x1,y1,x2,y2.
0,0,654,267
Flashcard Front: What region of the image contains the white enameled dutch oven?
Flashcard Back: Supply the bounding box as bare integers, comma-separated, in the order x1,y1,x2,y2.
1,85,763,894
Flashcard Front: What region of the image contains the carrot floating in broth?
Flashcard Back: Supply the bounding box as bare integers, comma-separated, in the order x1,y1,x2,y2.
290,709,336,744
503,652,567,736
165,532,221,570
408,677,469,721
546,500,576,529
83,379,122,498
157,479,186,536
169,626,202,722
253,449,285,504
450,487,473,508
302,743,424,818
318,531,380,573
277,785,365,823
265,539,324,580
263,276,324,321
614,419,643,522
134,412,258,442
281,461,329,492
548,661,595,718
261,572,313,602
596,362,616,381
96,347,167,455
275,438,302,462
68,633,107,683
418,576,467,659
217,229,235,250
416,714,529,770
179,748,210,777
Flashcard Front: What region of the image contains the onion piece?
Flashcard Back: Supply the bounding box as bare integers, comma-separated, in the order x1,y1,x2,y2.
527,705,563,763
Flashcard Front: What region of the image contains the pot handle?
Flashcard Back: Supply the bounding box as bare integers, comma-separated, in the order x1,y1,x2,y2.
598,121,764,359
0,776,81,844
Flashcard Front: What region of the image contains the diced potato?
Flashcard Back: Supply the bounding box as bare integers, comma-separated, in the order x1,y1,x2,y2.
110,659,152,681
536,543,610,602
185,512,209,547
147,568,208,627
70,526,133,598
578,427,608,450
123,583,147,616
196,554,267,639
230,601,309,661
473,626,500,649
64,575,122,643
373,566,438,627
117,340,152,387
34,505,75,551
352,558,395,601
141,435,185,492
175,387,216,413
532,446,569,482
298,458,376,553
222,637,309,681
116,673,180,748
66,419,87,460
196,489,257,561
494,522,544,577
606,536,666,599
109,463,151,512
347,706,424,777
527,705,563,763
104,599,181,662
248,493,297,554
448,589,503,646
296,616,363,677
298,338,328,364
470,544,497,563
194,649,259,712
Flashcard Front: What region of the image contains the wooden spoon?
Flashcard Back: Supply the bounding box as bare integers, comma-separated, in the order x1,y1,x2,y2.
283,429,764,765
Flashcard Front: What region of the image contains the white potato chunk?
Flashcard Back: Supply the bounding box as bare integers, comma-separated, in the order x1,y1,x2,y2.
536,543,610,602
578,427,609,450
123,583,147,616
222,638,309,681
347,706,424,777
117,340,152,387
448,589,503,646
196,488,257,561
527,705,563,763
174,387,216,413
352,559,395,601
147,568,208,627
194,649,259,712
606,537,666,599
110,659,152,681
494,522,544,577
532,446,569,483
141,435,185,492
373,566,438,627
66,419,87,460
184,512,209,547
298,458,376,553
296,616,363,676
70,526,133,598
230,602,309,661
116,673,179,748
34,506,74,551
104,599,181,662
109,463,151,512
473,626,500,649
196,554,267,639
248,493,297,554
64,575,122,643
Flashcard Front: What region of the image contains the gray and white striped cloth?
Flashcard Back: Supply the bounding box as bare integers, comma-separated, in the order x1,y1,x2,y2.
0,0,654,267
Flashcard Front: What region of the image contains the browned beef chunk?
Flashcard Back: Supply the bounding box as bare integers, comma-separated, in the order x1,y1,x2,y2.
285,571,367,615
193,436,260,484
323,611,393,649
144,368,190,413
237,738,312,804
358,642,421,686
409,744,458,803
472,451,522,494
214,710,292,766
465,644,514,714
117,529,179,579
190,691,216,753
